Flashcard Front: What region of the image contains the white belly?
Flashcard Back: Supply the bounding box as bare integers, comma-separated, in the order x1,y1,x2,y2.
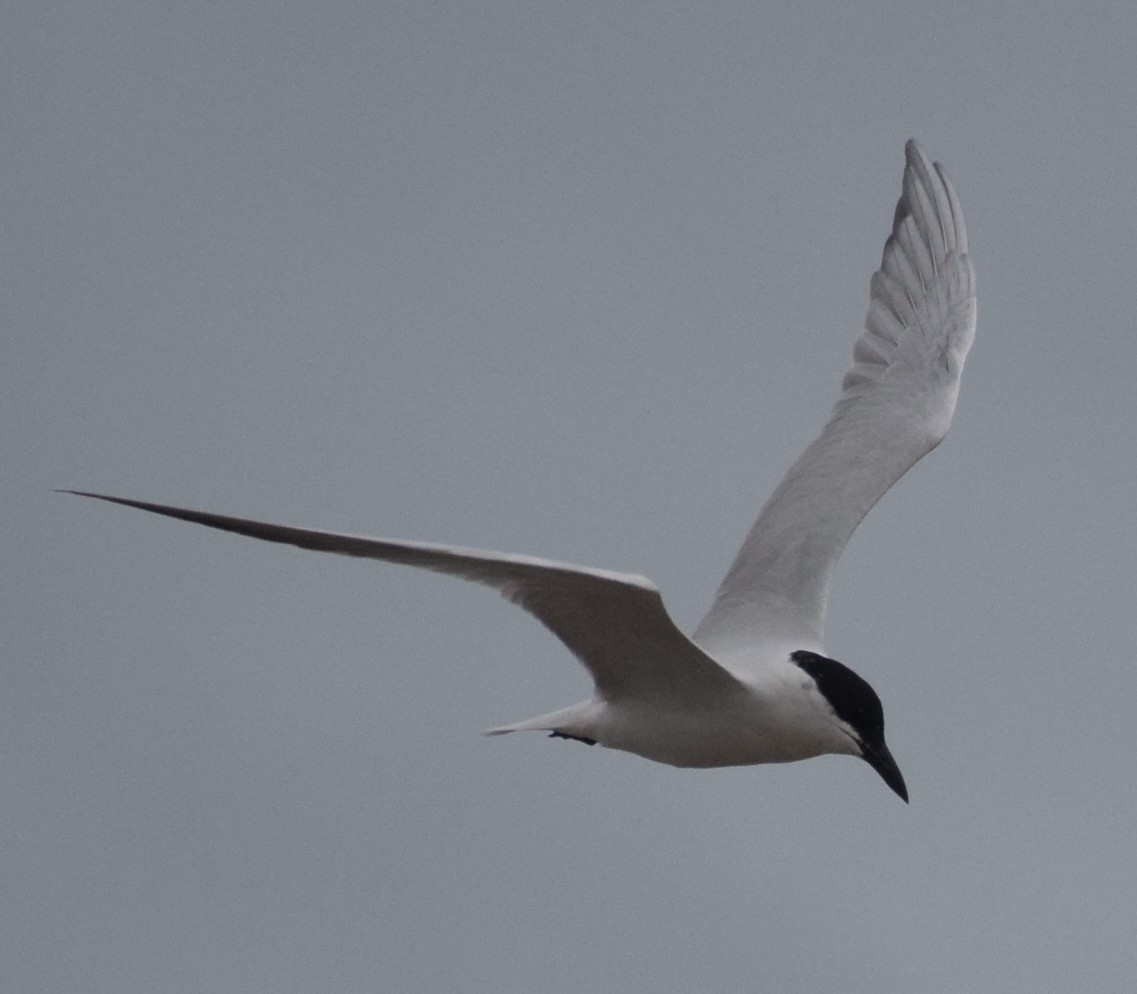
591,693,853,769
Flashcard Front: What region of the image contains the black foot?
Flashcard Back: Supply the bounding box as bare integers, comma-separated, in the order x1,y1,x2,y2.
549,730,597,746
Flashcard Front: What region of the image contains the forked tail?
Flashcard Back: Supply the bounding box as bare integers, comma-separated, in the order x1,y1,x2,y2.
483,700,598,739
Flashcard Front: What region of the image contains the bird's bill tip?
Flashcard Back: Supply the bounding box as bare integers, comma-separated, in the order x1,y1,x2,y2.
862,740,908,803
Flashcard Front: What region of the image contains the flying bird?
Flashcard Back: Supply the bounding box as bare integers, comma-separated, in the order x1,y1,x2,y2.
65,141,976,802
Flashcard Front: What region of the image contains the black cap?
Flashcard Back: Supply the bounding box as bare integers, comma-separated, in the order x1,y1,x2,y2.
790,650,908,803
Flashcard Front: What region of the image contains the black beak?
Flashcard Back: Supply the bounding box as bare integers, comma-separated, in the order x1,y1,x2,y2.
861,740,908,803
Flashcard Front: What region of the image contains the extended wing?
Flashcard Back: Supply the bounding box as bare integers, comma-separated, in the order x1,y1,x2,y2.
693,141,977,655
63,491,740,701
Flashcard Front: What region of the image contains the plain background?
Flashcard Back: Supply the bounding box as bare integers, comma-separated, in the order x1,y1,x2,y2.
6,2,1137,991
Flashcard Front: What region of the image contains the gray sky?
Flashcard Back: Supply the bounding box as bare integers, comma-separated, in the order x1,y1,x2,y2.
6,1,1137,991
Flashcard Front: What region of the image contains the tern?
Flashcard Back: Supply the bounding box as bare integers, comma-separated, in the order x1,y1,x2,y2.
64,141,975,802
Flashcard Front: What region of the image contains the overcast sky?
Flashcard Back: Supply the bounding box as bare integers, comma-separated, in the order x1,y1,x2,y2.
7,1,1137,991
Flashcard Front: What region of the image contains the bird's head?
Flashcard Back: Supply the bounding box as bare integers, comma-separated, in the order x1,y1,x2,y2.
790,649,908,802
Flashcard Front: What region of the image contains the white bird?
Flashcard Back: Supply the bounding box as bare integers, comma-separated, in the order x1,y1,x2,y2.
65,140,976,802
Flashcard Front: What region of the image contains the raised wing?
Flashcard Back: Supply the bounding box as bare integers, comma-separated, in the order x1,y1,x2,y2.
693,141,977,655
63,491,741,701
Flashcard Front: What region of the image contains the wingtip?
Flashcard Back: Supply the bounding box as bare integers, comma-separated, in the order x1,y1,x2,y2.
903,138,932,165
55,489,130,505
903,139,950,186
